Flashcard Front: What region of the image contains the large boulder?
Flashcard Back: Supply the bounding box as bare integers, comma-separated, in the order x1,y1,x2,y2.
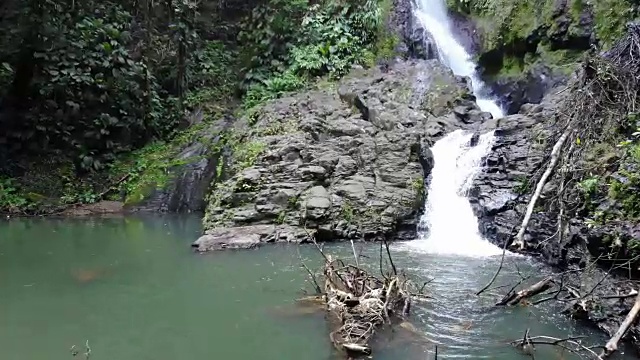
195,60,488,252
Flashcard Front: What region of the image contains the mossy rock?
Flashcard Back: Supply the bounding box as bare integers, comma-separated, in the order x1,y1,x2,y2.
448,0,638,113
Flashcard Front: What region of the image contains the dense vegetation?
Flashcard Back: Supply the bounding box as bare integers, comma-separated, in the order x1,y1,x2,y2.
446,0,639,76
0,0,396,214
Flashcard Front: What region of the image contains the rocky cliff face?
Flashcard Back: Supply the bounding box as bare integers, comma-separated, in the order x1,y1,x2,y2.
193,60,492,252
124,115,232,214
446,0,639,114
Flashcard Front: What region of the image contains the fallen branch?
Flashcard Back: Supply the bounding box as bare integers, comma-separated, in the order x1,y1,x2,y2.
476,233,510,295
297,246,322,294
496,277,554,306
600,291,640,358
512,129,570,250
511,333,601,359
384,240,397,276
602,289,639,300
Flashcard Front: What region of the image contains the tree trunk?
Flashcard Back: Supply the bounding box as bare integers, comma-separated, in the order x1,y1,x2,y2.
513,130,570,250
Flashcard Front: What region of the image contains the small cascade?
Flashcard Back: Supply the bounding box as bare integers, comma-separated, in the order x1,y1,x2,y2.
407,130,502,256
413,0,504,118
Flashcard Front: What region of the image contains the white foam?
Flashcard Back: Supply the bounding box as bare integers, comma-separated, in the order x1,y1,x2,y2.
406,130,503,257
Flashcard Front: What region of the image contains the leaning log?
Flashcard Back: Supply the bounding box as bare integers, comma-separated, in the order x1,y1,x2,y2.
512,129,570,250
600,291,640,358
496,277,553,306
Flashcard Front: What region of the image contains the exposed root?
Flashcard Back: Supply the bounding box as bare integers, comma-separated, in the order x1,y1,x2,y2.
302,239,424,358
324,255,417,357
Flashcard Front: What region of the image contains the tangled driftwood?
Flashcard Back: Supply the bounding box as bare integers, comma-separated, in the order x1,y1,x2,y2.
302,239,425,358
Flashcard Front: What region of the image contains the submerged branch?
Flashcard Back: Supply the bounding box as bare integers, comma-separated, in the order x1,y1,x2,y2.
496,277,554,306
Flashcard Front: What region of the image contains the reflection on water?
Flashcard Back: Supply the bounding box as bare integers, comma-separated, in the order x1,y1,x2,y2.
0,215,634,359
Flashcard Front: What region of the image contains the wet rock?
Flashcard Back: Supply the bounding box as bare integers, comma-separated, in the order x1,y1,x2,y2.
492,64,569,115
469,87,640,351
126,115,233,213
407,26,439,60
387,0,436,60
418,136,434,177
192,225,308,251
470,89,565,249
62,201,124,216
456,0,597,114
448,10,483,54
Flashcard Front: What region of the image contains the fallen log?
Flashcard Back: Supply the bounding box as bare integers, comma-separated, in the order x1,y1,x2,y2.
600,291,640,358
496,277,553,306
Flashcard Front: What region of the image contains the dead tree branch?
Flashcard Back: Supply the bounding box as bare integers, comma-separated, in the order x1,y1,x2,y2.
600,291,640,358
496,277,554,306
513,130,570,250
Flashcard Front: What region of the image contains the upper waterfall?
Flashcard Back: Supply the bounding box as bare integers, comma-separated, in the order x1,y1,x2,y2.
413,0,504,118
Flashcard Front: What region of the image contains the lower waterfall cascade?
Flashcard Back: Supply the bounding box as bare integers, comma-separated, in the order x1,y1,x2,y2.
405,130,503,256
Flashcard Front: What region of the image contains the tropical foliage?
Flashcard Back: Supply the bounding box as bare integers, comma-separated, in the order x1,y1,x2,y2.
0,0,392,213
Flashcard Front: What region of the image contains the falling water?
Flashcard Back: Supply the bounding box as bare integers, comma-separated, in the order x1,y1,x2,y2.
395,0,507,256
413,0,504,118
405,130,502,256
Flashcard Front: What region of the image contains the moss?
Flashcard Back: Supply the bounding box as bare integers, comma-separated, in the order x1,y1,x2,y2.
374,33,400,61
593,0,637,49
513,175,530,195
538,46,582,74
288,195,299,209
455,0,638,81
341,201,355,224
607,169,640,219
372,0,400,62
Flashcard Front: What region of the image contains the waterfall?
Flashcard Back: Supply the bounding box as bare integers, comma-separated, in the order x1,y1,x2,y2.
413,0,504,118
400,0,508,256
408,130,502,256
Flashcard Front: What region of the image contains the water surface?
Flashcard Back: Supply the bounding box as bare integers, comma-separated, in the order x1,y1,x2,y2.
1,215,633,359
